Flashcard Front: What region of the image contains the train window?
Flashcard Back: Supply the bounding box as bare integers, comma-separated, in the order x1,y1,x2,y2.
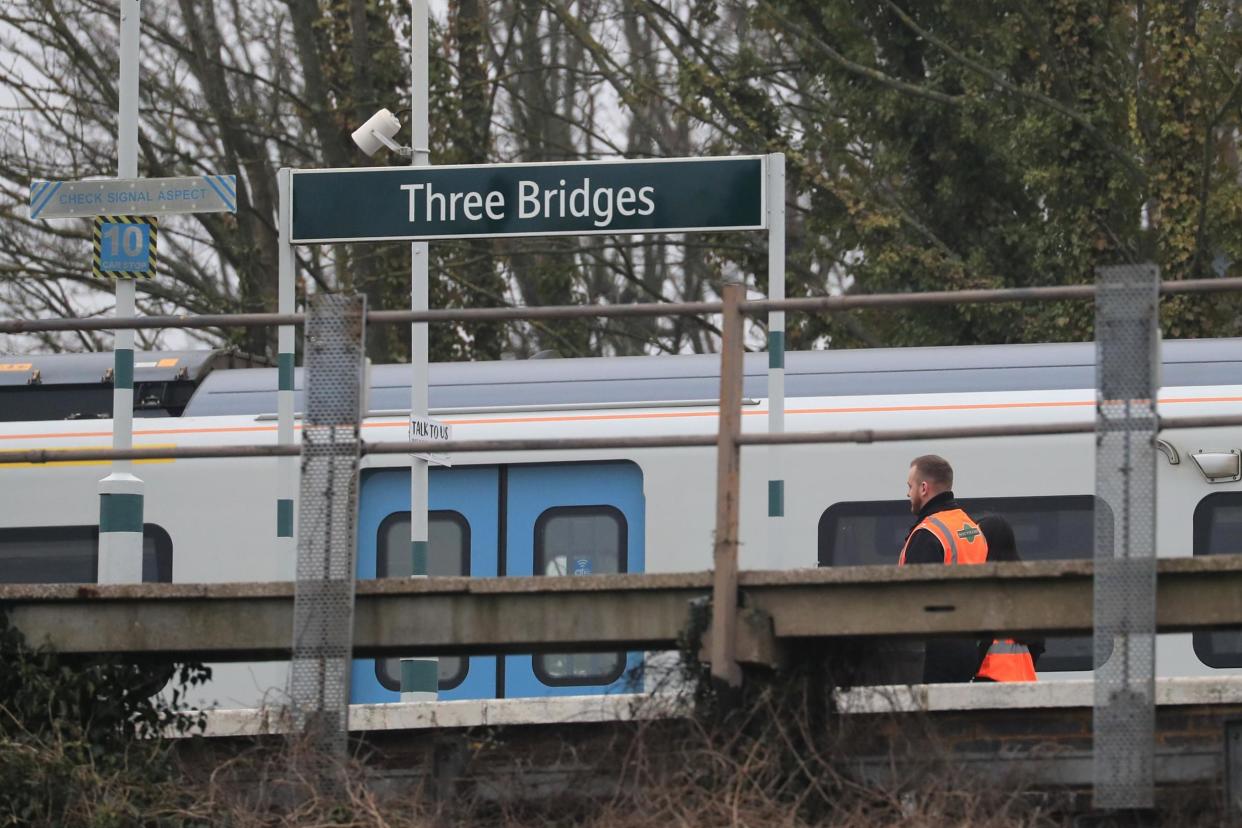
818,496,1109,673
374,511,471,692
0,524,172,584
533,505,628,686
1192,493,1242,668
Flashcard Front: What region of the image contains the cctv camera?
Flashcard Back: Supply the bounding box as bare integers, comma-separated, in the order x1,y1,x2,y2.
351,108,411,157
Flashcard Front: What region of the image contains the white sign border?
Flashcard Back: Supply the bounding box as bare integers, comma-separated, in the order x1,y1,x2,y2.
288,154,768,245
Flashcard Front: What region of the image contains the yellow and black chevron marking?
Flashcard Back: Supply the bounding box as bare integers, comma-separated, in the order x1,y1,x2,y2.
92,215,158,279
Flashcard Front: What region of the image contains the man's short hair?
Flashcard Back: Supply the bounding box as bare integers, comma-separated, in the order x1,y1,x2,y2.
910,455,953,489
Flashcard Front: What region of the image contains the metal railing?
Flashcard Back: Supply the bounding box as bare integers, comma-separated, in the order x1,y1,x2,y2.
4,414,1241,465
4,273,1242,688
2,275,1241,335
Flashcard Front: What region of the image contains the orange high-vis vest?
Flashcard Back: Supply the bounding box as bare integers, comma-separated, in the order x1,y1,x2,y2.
897,508,989,566
898,508,1037,683
976,639,1038,682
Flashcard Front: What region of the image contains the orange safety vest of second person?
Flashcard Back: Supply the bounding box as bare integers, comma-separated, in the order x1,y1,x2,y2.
976,639,1038,682
897,508,1037,682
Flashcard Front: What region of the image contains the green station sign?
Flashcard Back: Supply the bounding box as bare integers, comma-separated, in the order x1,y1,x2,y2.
290,156,765,244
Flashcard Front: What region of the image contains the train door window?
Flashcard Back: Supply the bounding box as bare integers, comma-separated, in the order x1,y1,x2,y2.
818,496,1107,672
374,511,470,691
0,524,172,584
1192,493,1242,667
533,505,627,686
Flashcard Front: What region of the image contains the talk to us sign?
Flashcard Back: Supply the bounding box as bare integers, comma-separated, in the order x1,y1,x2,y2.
290,156,765,244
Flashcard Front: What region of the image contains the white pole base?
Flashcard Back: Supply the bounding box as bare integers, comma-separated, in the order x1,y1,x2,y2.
98,531,144,584
275,535,296,581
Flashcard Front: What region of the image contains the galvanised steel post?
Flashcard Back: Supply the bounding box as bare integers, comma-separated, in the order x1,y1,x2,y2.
402,0,438,702
97,0,144,584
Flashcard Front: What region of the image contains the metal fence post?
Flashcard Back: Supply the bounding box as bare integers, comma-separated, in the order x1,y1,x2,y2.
1093,263,1160,811
711,282,745,688
289,293,367,768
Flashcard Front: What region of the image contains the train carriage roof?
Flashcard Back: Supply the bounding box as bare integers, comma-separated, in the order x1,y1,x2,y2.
180,338,1242,417
0,350,265,421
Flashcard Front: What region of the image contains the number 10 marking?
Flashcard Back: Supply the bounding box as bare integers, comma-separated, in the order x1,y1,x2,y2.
102,223,145,258
93,216,156,278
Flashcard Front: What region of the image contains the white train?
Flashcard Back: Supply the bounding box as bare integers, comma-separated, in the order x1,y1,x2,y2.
2,339,1241,708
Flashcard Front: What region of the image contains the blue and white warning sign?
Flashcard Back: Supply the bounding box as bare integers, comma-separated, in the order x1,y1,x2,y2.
93,215,157,279
30,175,237,219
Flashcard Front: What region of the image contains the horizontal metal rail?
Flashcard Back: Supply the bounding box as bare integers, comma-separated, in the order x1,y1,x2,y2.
2,277,1241,334
4,557,1242,660
2,414,1239,465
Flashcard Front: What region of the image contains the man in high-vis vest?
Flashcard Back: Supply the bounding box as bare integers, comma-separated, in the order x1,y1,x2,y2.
898,455,1037,683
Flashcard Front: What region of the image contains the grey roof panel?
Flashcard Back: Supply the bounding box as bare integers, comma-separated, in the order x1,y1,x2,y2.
180,339,1242,418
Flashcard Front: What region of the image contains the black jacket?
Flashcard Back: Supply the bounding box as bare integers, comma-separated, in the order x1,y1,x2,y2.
900,491,985,683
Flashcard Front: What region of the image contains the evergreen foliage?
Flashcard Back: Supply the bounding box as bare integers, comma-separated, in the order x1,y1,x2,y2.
0,610,209,826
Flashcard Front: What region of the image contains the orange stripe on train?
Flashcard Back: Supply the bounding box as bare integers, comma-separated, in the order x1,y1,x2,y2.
1,394,1240,442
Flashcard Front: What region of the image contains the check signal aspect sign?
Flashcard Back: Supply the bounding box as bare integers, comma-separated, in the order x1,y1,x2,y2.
29,175,238,220
93,216,157,279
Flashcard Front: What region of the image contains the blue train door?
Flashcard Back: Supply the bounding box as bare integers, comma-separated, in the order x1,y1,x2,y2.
353,460,646,701
502,461,646,698
352,465,499,702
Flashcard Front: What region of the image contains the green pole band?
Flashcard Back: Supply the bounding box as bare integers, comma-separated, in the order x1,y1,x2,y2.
401,658,438,693
115,348,134,389
276,499,294,537
100,493,143,533
411,540,429,576
278,353,295,391
768,479,784,517
768,331,784,370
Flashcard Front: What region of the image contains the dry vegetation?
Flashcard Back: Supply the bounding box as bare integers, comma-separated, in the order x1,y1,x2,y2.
0,624,1226,826
4,694,1230,826
144,688,1067,828
2,664,1060,826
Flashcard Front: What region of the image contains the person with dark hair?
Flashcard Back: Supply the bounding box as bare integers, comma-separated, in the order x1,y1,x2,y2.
897,455,991,683
974,513,1041,682
977,514,1019,562
898,455,977,567
897,457,1038,683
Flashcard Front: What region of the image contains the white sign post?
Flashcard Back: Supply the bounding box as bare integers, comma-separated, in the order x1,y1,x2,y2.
26,4,237,587
274,2,784,700
99,0,144,586
405,0,437,703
